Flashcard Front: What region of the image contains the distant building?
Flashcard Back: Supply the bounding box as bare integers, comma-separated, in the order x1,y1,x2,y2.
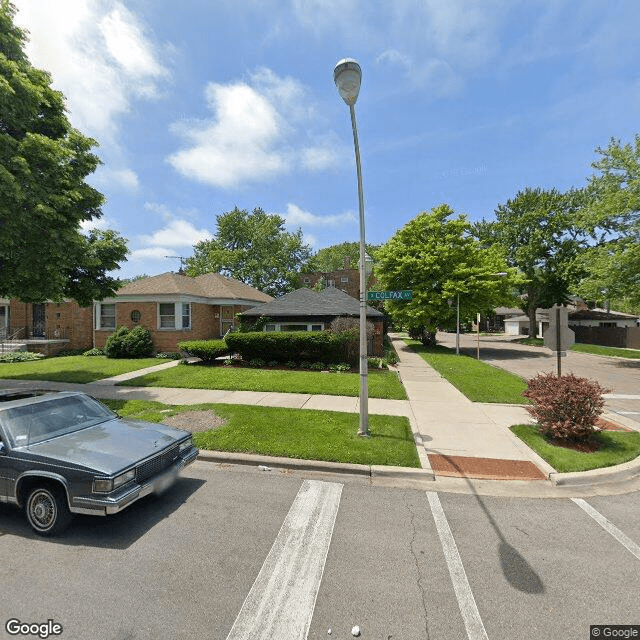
298,256,376,300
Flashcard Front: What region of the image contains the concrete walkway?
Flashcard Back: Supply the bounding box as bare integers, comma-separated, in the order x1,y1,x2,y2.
1,340,639,490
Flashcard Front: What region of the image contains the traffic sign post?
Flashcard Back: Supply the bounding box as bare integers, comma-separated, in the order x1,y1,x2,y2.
543,304,575,376
367,290,412,301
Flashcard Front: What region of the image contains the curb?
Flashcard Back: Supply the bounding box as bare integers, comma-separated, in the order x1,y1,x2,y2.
197,450,435,481
549,455,640,486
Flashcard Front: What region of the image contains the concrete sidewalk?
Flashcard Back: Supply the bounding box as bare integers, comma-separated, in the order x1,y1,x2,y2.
1,341,639,491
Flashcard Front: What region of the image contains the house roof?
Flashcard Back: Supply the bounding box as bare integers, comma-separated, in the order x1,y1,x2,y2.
240,286,384,318
569,309,639,321
115,272,272,303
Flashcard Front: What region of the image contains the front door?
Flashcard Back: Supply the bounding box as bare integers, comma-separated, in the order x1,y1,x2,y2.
32,304,45,337
220,305,235,336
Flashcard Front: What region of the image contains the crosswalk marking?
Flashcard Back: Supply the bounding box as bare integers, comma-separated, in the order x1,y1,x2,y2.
571,498,640,562
427,492,489,640
226,479,343,640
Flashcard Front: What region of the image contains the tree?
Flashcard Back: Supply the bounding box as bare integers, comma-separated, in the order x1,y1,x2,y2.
474,188,587,335
0,1,128,304
574,136,640,305
185,206,311,297
304,241,381,273
375,204,517,346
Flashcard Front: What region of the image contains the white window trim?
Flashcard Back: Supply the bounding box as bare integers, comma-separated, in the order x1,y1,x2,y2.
96,302,116,330
263,322,324,332
157,302,191,330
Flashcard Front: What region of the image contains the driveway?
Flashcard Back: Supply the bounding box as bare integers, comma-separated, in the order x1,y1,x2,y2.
437,331,640,424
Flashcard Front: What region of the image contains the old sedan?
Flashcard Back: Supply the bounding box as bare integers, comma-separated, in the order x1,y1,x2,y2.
0,391,198,535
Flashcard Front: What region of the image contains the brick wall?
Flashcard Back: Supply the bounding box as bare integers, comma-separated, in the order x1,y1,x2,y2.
297,269,377,301
93,302,252,352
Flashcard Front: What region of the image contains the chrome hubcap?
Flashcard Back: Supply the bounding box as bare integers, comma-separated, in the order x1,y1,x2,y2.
30,492,55,529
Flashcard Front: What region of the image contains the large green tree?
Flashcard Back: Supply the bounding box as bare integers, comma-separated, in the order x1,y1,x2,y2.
474,188,587,334
0,1,128,304
575,136,640,306
185,206,311,297
376,204,518,345
304,241,381,273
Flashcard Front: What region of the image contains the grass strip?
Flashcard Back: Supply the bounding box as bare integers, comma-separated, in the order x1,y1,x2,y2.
103,399,420,467
0,355,169,383
403,339,529,404
570,343,640,359
510,424,640,473
117,364,408,400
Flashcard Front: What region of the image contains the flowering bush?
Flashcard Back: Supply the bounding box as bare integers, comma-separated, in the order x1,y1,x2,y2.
522,373,610,441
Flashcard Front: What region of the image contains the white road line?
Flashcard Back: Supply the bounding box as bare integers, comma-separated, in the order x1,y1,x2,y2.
427,492,489,640
571,498,640,562
226,479,343,640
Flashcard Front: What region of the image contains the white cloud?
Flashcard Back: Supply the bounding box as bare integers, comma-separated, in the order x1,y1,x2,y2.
14,0,169,140
79,215,117,233
91,167,140,191
139,218,212,249
168,70,340,188
129,247,175,261
282,203,357,228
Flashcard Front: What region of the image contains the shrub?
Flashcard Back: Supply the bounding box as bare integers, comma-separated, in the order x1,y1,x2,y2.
83,348,104,356
105,326,154,358
249,358,266,368
267,360,279,368
178,340,229,363
309,361,325,371
522,373,610,442
285,361,297,369
0,351,43,363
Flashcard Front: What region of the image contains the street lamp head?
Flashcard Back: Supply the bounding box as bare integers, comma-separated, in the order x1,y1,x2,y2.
334,58,361,106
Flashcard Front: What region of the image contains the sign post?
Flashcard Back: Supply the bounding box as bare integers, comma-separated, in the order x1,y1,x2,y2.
543,304,575,376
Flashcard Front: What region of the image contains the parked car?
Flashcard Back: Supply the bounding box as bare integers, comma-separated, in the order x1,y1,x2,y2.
0,390,198,535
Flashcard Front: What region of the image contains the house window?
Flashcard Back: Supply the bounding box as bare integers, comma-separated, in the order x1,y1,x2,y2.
599,322,616,328
303,278,310,283
327,280,335,287
341,277,349,283
98,304,116,329
263,322,324,332
158,303,191,330
130,310,141,324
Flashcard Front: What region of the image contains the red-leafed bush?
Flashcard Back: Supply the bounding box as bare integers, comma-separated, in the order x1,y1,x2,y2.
522,373,610,441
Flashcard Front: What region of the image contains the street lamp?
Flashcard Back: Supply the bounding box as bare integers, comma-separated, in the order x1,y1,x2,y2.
334,58,369,437
454,272,507,356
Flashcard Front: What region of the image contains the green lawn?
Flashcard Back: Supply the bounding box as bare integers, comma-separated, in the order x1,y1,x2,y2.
570,343,640,359
510,424,640,473
0,355,169,383
103,399,420,467
117,363,408,400
404,339,529,404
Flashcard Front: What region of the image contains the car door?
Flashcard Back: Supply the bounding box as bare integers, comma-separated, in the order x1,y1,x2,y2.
0,433,8,500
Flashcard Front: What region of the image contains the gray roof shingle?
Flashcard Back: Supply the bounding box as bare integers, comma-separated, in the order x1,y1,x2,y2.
240,287,383,317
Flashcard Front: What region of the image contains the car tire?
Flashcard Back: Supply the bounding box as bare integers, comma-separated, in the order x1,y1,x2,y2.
25,484,72,536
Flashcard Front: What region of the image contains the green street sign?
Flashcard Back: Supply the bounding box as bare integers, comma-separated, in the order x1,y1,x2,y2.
367,290,413,301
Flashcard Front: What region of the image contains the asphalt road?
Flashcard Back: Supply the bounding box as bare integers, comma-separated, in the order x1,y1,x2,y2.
437,332,640,423
1,462,638,640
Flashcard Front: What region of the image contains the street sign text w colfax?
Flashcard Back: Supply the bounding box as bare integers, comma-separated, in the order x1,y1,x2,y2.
367,290,412,301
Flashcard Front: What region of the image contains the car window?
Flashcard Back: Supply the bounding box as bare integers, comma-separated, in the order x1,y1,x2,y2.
0,395,115,447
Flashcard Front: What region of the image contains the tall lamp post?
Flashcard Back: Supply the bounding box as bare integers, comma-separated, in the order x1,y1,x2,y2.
334,58,369,437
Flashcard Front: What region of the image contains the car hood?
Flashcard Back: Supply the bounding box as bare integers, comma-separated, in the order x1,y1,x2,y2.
24,418,189,476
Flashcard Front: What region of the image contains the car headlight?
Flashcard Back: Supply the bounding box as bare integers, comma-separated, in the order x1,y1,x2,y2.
179,438,192,452
93,469,135,493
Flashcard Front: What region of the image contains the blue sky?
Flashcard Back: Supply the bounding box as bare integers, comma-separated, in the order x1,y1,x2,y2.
13,0,640,279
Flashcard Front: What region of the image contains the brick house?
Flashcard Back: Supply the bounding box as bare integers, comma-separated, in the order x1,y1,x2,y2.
237,287,385,355
0,297,93,355
93,272,272,353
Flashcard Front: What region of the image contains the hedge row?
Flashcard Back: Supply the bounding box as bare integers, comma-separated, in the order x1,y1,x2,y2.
226,330,359,366
178,339,229,363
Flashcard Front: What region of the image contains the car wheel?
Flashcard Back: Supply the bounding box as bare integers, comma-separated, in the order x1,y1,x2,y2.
25,485,72,536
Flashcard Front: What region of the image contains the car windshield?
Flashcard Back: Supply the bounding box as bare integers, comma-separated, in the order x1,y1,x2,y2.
0,395,115,447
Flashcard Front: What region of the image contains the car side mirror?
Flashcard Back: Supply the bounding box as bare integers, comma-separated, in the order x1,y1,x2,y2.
0,442,5,455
